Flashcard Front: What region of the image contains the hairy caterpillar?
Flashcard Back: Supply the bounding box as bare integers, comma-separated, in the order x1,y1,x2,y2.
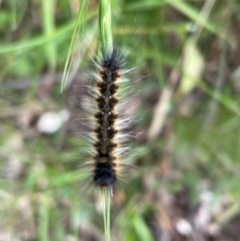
82,46,133,189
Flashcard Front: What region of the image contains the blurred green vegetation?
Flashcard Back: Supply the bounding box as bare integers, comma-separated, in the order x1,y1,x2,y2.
1,0,240,240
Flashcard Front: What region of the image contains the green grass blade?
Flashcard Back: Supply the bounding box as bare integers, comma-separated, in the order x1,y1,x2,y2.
126,0,167,10
38,195,50,241
99,0,113,56
0,8,96,55
132,213,154,241
61,0,90,92
0,20,75,54
9,0,17,29
41,0,57,70
164,0,218,35
198,81,240,117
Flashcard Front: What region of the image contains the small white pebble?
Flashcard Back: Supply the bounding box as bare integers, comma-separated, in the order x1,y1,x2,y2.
37,110,69,134
176,219,192,236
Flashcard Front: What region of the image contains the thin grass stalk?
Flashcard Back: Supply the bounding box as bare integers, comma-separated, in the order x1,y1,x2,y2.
98,1,113,240
99,0,113,56
41,0,56,70
38,195,49,241
103,188,111,241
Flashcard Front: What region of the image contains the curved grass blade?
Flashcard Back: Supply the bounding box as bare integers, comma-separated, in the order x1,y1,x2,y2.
61,0,90,92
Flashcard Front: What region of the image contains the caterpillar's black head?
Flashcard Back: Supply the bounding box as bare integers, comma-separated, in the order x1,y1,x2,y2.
102,47,122,72
94,162,116,187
